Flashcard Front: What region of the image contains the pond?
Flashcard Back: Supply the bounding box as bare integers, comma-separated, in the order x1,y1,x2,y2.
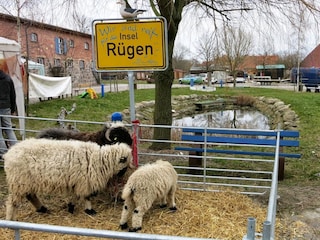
173,109,270,129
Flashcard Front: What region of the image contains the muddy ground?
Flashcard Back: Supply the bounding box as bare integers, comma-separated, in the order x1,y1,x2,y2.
276,184,320,238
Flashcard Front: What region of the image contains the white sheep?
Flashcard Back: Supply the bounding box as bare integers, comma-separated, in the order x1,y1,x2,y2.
4,138,133,221
119,159,178,232
36,122,134,203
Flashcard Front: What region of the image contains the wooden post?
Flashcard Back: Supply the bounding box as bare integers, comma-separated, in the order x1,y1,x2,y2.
188,132,203,175
278,156,285,181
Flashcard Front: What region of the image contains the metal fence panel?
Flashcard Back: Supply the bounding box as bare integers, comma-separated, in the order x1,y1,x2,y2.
0,116,279,239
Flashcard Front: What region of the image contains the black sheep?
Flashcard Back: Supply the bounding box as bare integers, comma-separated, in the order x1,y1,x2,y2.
37,122,133,146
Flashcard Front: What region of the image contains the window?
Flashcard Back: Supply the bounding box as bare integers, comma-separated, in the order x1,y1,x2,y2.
69,39,74,48
55,37,67,55
37,57,45,65
54,58,61,66
79,60,85,69
30,33,38,42
66,59,73,67
84,42,89,50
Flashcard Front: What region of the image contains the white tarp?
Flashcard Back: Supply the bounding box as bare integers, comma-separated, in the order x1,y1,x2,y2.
29,72,72,98
0,37,25,135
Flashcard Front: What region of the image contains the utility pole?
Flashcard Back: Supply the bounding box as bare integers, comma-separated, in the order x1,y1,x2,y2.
24,22,30,115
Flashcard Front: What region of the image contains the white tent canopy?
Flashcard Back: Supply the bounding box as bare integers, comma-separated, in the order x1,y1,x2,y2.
0,37,25,135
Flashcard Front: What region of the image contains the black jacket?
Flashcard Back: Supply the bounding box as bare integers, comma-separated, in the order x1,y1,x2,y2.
0,70,17,113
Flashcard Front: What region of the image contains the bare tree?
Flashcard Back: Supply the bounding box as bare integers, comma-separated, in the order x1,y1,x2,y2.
292,5,308,91
148,0,320,149
277,51,300,73
172,45,193,72
0,0,39,44
194,32,220,84
218,24,252,87
256,32,275,76
195,32,217,71
71,12,91,33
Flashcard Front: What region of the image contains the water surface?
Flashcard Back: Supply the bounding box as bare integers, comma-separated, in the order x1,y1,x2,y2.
173,109,269,129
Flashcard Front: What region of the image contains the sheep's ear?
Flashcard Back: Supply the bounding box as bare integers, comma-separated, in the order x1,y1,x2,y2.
119,157,127,163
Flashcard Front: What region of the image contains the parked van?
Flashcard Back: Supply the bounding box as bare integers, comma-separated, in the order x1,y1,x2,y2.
199,72,217,84
291,67,320,90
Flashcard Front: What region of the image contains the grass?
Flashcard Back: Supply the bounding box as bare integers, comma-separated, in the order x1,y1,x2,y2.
20,84,320,187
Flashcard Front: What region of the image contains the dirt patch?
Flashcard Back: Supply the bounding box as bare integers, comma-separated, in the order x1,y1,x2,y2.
277,185,320,238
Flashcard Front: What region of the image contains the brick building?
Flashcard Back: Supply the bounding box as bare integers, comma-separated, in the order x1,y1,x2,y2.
300,44,320,68
0,13,96,87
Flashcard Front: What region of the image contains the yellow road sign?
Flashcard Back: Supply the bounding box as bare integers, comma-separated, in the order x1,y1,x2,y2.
93,17,168,71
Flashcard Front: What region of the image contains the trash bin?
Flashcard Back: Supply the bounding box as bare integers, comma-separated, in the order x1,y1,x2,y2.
298,84,303,92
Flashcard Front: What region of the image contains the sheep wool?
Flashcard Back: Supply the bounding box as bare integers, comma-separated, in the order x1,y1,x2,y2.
4,138,133,221
36,122,134,203
119,159,178,232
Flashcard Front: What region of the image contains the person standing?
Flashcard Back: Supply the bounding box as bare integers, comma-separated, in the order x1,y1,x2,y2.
0,68,18,159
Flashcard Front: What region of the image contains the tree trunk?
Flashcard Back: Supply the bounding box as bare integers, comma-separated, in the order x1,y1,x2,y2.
149,0,184,150
149,68,174,150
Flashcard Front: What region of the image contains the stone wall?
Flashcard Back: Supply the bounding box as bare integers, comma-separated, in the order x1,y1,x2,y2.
119,94,299,130
253,96,299,130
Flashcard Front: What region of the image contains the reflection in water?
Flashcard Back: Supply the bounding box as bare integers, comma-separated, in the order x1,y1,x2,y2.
173,109,270,129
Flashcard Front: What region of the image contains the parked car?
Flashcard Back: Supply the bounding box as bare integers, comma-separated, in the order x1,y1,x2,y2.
224,77,246,83
199,73,217,84
178,74,203,85
236,77,246,83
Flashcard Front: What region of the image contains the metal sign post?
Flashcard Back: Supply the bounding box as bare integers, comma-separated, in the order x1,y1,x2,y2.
128,71,135,121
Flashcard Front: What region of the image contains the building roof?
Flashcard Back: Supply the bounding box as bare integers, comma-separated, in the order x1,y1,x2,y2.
300,44,320,68
239,55,280,70
0,13,91,38
193,55,281,73
256,64,285,70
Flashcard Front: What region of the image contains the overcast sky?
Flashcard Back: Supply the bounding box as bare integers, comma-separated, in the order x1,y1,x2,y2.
1,0,319,60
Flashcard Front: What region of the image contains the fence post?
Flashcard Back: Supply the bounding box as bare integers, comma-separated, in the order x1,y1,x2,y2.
132,119,140,168
188,131,203,175
243,217,256,240
262,221,271,240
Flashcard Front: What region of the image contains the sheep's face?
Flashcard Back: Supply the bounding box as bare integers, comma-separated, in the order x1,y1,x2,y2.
105,127,133,146
115,147,134,177
117,157,129,176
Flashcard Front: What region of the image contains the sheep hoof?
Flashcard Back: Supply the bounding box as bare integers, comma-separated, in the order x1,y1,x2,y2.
169,206,177,211
36,206,48,213
68,203,75,213
120,223,128,229
85,209,97,215
129,227,141,232
160,204,167,208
